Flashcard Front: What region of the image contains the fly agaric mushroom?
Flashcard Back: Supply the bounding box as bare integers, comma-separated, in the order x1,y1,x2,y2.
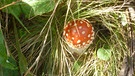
63,19,94,54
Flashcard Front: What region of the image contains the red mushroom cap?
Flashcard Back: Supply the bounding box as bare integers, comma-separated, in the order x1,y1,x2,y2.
63,19,94,52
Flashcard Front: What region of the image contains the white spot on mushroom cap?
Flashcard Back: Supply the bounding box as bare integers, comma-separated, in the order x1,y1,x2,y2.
88,34,91,38
68,30,70,32
79,26,82,29
73,30,77,33
90,41,93,44
63,31,66,35
77,44,81,47
92,27,94,30
65,25,68,28
66,33,68,37
72,37,74,40
86,22,90,27
91,37,94,40
75,35,78,37
80,21,83,24
83,42,85,45
77,40,81,43
82,31,85,34
87,40,90,43
74,23,77,26
85,19,89,22
69,23,72,26
91,33,94,37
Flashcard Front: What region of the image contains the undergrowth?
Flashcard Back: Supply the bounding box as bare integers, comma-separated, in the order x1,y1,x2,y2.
0,0,135,76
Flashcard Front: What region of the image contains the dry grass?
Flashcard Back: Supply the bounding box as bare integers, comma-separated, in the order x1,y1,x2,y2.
1,0,135,76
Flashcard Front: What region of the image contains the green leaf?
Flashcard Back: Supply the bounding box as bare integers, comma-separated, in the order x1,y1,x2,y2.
18,53,28,75
13,22,28,75
18,29,27,38
0,65,19,76
20,2,34,18
22,0,55,15
0,0,34,18
0,31,7,58
0,0,31,33
1,0,22,17
97,48,111,61
0,28,17,70
0,0,55,21
73,61,81,71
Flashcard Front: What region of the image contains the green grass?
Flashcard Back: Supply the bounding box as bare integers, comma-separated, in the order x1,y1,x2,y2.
0,0,135,76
